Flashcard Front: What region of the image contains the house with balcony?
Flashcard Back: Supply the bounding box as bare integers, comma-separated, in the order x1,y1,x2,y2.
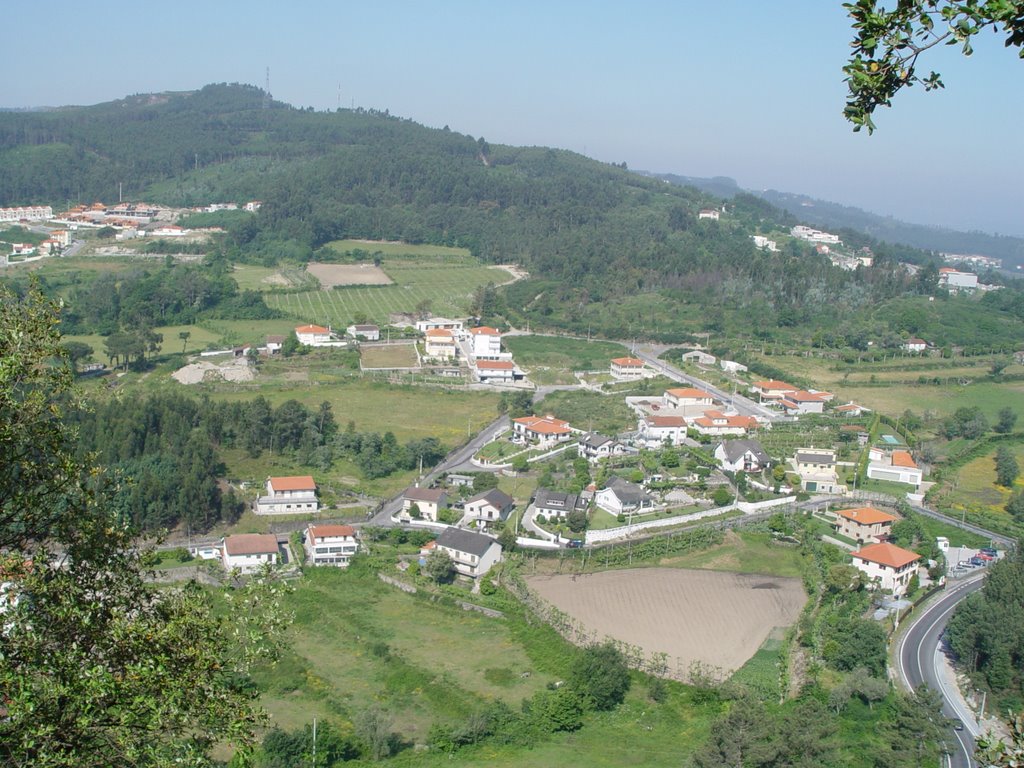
609,357,646,378
850,542,920,596
463,488,515,528
713,439,770,473
833,507,897,545
867,450,923,488
304,524,359,567
791,449,846,495
512,415,573,445
255,476,319,515
402,486,448,522
434,528,502,579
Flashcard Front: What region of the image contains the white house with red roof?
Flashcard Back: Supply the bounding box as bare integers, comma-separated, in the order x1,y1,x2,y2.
469,326,502,358
691,411,759,436
834,402,870,417
750,380,798,402
610,357,647,378
474,359,516,383
833,506,898,544
901,338,928,353
664,387,715,407
150,224,189,237
424,328,458,359
513,415,573,445
295,324,334,346
304,524,359,567
256,476,319,515
221,533,280,574
867,450,923,488
850,542,921,596
778,390,829,415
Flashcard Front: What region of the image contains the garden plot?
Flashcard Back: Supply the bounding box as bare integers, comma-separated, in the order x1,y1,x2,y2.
526,567,805,675
305,262,393,287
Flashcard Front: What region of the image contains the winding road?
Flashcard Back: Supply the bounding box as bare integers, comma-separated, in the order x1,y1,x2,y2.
896,574,987,768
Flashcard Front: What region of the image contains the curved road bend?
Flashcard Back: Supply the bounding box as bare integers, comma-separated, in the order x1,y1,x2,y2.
896,574,987,768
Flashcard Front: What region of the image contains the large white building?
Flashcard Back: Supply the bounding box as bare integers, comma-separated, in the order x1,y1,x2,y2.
295,324,334,346
469,326,502,358
939,267,979,291
866,450,923,488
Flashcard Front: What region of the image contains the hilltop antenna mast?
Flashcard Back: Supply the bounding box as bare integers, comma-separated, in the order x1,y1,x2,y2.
263,67,271,110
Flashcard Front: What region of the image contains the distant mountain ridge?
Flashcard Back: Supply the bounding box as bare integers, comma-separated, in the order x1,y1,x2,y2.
645,172,1024,266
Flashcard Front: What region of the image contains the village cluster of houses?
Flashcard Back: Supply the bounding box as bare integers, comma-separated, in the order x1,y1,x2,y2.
628,385,762,445
415,317,525,384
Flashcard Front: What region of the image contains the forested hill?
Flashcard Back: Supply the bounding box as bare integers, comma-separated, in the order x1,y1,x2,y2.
5,83,1024,349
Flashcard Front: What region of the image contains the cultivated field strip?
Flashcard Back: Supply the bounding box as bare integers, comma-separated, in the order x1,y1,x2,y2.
526,567,805,676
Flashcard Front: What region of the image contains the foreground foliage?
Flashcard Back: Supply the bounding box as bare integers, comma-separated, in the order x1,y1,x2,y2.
0,285,289,767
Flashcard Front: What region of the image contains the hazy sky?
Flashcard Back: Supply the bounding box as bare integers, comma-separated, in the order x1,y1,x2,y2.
4,1,1022,235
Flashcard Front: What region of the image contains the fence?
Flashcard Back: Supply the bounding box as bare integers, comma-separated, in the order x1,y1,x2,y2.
585,496,797,544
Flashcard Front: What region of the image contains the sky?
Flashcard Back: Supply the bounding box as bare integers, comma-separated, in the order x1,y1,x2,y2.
4,1,1022,236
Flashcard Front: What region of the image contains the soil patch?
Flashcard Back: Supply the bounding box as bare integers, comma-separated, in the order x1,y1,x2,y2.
526,567,805,675
172,357,255,385
306,262,393,287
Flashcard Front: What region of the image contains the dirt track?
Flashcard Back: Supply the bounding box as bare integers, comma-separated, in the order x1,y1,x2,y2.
526,567,805,674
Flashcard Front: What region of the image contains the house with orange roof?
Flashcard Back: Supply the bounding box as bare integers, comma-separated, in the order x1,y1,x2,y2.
692,411,758,437
938,266,978,292
834,506,898,545
255,475,319,515
424,328,458,359
610,356,647,378
778,390,829,416
850,542,921,596
834,402,871,417
513,415,573,445
304,524,359,567
221,533,280,574
664,387,715,408
474,358,516,383
469,326,502,358
750,380,798,401
295,323,338,346
867,450,923,488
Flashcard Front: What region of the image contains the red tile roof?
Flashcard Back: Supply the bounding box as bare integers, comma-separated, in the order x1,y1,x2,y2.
514,415,571,434
295,324,329,334
426,328,454,338
666,387,712,400
224,533,279,556
269,475,317,492
470,326,500,335
852,542,920,569
753,380,796,392
477,360,514,370
648,415,686,427
611,357,645,367
836,507,897,526
891,450,917,468
308,524,355,539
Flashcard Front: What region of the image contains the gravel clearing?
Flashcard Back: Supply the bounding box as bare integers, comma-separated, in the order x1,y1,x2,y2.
172,358,255,385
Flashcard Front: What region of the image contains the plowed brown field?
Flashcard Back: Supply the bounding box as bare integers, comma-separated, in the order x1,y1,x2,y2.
526,567,805,674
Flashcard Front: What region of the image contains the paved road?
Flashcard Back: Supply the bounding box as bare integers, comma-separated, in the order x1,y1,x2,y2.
896,575,987,768
631,345,781,422
367,414,510,526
